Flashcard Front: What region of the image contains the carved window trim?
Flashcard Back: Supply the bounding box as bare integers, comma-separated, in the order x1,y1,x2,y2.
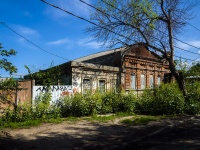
83,78,91,93
98,79,106,93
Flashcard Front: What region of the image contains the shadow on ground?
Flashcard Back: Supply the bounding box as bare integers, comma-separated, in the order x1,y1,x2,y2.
1,115,200,150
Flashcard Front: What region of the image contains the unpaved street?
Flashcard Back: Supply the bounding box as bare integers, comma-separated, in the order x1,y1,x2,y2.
0,115,199,150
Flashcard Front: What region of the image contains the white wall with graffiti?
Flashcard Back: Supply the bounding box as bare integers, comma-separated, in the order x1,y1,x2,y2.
32,85,74,103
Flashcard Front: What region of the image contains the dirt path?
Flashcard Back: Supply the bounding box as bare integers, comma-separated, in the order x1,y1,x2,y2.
0,115,193,150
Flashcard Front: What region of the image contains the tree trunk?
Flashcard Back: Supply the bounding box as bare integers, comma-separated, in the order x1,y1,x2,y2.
168,58,188,101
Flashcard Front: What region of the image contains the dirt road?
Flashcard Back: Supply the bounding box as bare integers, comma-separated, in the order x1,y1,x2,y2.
0,115,197,150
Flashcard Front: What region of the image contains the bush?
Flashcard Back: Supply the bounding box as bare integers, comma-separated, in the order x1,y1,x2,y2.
101,92,136,114
136,83,185,115
185,82,200,114
59,92,103,117
71,93,90,117
2,92,60,123
123,92,137,113
84,92,102,115
58,92,136,117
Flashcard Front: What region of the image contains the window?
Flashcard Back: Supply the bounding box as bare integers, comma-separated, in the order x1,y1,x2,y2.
131,74,136,89
83,79,91,93
98,80,105,93
150,75,154,88
141,74,146,89
157,76,161,86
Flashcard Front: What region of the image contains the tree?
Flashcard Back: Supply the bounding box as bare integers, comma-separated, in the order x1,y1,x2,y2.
0,43,18,108
86,0,198,100
0,43,17,76
186,63,200,77
24,63,63,86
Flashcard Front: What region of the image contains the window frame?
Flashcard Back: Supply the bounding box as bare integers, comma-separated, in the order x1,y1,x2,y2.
157,76,161,86
149,74,154,88
82,78,92,93
141,74,146,89
130,73,136,89
98,79,106,93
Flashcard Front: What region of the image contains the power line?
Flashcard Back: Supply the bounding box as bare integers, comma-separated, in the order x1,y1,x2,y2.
78,0,200,57
99,0,200,51
174,55,198,62
188,22,200,32
41,0,200,63
40,0,132,43
0,22,68,61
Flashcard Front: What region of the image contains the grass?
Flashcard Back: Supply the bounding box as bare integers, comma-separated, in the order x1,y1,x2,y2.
0,112,134,129
121,115,162,126
1,120,42,129
84,112,134,122
0,113,168,129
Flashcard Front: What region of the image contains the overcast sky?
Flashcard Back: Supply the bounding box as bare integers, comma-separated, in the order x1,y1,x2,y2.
1,0,200,77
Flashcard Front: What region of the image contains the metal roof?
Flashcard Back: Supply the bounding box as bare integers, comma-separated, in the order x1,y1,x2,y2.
73,47,126,62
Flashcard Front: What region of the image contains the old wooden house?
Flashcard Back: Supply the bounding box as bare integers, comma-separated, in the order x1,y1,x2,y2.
46,43,170,94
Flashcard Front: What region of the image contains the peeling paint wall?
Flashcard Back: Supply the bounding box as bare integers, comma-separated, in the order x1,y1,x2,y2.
71,62,120,93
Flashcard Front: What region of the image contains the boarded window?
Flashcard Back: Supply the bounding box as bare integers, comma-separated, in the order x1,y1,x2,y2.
141,74,146,89
99,80,105,93
83,79,91,93
157,76,161,86
150,75,154,88
131,74,136,89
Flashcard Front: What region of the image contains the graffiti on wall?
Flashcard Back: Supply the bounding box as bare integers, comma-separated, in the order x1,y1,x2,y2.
35,85,73,92
32,85,77,103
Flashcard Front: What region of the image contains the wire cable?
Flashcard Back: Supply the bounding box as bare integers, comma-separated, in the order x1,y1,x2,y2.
78,0,200,58
99,0,200,51
0,22,68,61
41,0,200,63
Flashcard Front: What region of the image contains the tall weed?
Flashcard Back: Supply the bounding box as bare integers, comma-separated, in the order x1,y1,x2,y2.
136,83,185,115
185,81,200,114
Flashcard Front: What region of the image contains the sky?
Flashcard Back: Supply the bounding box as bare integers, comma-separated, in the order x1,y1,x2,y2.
0,0,200,77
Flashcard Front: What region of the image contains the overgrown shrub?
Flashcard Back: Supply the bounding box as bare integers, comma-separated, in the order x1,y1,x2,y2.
70,93,90,117
84,92,102,115
101,92,136,114
1,92,60,123
59,92,103,117
58,92,136,117
123,92,137,113
136,83,185,115
2,103,33,123
57,95,72,117
185,81,200,114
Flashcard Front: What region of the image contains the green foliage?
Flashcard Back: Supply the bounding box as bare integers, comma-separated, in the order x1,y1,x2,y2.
175,58,188,76
24,64,63,86
33,92,60,119
101,92,137,114
2,82,200,128
70,93,90,117
121,116,160,126
1,92,60,124
186,63,200,77
0,43,17,76
1,120,42,129
185,82,200,114
136,83,185,115
0,78,18,90
58,92,136,117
